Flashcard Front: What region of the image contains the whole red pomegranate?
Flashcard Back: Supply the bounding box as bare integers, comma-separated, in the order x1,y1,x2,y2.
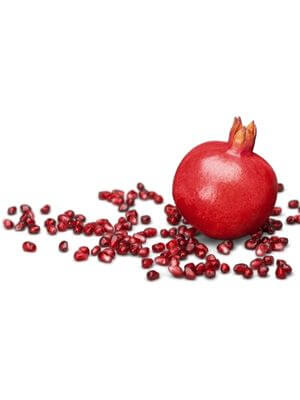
173,117,278,239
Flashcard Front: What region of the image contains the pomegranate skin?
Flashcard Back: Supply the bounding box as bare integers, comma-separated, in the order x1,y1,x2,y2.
173,118,278,239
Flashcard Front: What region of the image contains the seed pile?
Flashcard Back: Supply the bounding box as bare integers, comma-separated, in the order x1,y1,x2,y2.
2,182,296,281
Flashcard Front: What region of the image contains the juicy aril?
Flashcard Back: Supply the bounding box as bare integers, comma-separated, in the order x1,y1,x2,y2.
173,117,278,239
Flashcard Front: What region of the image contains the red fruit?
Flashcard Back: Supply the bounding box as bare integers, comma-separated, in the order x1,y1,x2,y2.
204,269,216,279
184,265,196,280
243,267,253,279
250,258,264,269
173,117,277,239
288,200,299,208
277,183,284,192
29,225,40,234
220,263,230,273
22,241,37,252
59,241,69,252
258,265,269,277
40,204,51,214
263,255,274,266
141,215,151,224
7,206,17,215
152,242,165,253
142,258,154,269
233,263,247,275
286,216,296,225
168,264,184,278
3,219,14,229
146,270,160,281
275,266,286,279
144,227,157,238
217,242,231,255
74,251,88,261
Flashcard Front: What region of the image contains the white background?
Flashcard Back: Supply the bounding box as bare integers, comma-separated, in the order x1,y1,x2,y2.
0,1,299,399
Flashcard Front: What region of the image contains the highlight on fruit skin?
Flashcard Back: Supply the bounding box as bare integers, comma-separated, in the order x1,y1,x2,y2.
172,117,278,239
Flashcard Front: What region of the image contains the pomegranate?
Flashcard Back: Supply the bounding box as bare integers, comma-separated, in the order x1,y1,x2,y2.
173,117,278,239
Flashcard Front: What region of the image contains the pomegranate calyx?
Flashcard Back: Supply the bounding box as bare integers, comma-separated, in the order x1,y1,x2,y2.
228,117,257,155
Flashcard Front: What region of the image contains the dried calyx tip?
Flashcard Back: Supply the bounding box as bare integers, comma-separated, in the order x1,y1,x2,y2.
229,117,257,152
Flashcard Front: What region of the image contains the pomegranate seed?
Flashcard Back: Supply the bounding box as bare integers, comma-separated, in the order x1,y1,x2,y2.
74,251,88,261
286,216,296,224
83,223,95,236
168,264,184,278
194,243,208,258
154,194,163,204
117,243,129,255
275,266,286,279
22,241,37,252
271,207,282,216
243,267,253,279
245,238,258,250
141,215,151,224
152,242,165,253
250,258,264,269
7,206,17,215
295,215,300,223
79,246,90,255
75,214,86,222
160,229,169,238
59,241,69,252
126,210,138,225
155,256,170,266
282,264,292,275
98,251,113,263
142,258,154,269
64,210,75,218
195,263,205,275
137,182,145,191
146,270,160,281
144,227,157,238
15,222,25,231
139,190,149,200
3,219,14,229
168,228,177,237
45,218,56,227
258,265,269,277
277,183,284,192
98,191,111,200
263,255,274,265
57,222,68,232
271,242,285,251
279,237,288,245
184,265,196,280
217,242,231,255
47,225,57,235
220,263,230,273
20,204,31,213
255,243,269,257
138,247,150,257
233,264,247,275
40,205,51,214
288,200,299,208
29,225,40,234
204,269,216,279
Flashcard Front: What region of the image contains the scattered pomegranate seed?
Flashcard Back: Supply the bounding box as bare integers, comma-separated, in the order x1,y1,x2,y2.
168,264,184,278
243,267,253,279
7,206,17,215
288,200,299,208
79,246,90,255
220,263,230,273
138,247,150,257
74,250,88,261
98,251,113,263
204,269,216,279
29,225,40,234
20,204,31,213
184,265,196,280
3,219,14,229
277,183,284,192
217,242,231,255
275,266,286,279
147,270,160,281
142,258,153,269
144,227,157,238
245,238,258,250
263,255,274,265
271,206,282,216
22,241,37,252
255,243,269,257
40,205,51,214
152,242,165,253
258,265,269,277
141,215,151,224
233,264,247,275
250,258,264,269
47,225,57,235
59,241,69,252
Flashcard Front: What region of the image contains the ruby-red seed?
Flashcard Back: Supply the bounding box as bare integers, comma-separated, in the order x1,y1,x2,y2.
233,264,247,275
168,264,184,278
3,219,14,229
59,241,69,252
74,251,88,261
204,269,216,279
243,267,253,279
40,205,51,214
8,206,17,215
263,255,274,266
277,183,284,192
275,266,286,279
146,270,160,281
220,263,230,273
258,265,269,277
142,258,154,269
288,200,299,208
23,241,37,252
141,215,151,224
29,225,40,234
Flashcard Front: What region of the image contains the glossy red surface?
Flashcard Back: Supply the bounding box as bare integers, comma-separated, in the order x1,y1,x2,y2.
173,118,278,239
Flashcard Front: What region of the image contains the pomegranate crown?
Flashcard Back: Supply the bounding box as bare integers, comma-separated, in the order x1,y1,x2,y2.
228,116,257,154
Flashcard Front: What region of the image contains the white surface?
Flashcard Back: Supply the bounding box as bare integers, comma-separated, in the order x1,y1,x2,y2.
0,1,299,399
